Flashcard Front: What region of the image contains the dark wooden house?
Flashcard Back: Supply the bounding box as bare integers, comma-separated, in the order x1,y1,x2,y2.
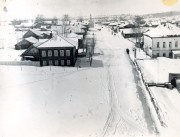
23,29,52,39
23,29,43,39
37,35,78,66
121,27,149,38
15,36,38,50
21,41,48,61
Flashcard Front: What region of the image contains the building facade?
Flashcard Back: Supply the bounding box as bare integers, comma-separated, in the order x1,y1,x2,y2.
37,35,77,66
143,23,180,58
144,36,180,57
38,47,76,66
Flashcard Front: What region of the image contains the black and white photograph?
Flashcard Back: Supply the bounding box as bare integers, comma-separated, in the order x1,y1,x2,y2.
0,0,180,137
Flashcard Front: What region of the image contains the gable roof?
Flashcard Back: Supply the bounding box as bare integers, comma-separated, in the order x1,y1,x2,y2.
67,32,78,38
122,27,149,34
29,29,43,37
24,36,38,44
144,23,180,38
37,35,78,49
21,39,49,57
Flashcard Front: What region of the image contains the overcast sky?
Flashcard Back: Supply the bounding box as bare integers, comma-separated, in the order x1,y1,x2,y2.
0,0,180,20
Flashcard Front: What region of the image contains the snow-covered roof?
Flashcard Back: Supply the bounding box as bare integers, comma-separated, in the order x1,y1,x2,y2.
69,26,85,33
20,22,34,27
109,22,118,26
85,34,94,39
37,35,78,49
144,23,180,38
25,36,38,44
67,32,78,38
44,21,52,24
30,29,43,37
121,27,149,34
88,28,97,32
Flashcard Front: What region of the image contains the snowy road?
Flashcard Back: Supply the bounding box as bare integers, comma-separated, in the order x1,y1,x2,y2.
0,28,158,137
95,28,157,137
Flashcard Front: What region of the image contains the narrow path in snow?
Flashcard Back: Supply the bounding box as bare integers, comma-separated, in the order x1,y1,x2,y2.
96,28,157,137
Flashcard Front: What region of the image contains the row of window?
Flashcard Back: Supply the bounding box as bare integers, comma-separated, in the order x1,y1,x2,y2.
41,50,71,57
156,52,171,57
42,59,71,66
157,41,178,48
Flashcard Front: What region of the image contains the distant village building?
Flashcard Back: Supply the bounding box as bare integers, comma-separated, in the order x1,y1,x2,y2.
121,27,148,38
23,29,52,39
143,23,180,58
37,35,78,66
23,29,43,39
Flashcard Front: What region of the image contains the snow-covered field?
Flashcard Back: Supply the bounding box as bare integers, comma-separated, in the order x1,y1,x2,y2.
0,25,25,61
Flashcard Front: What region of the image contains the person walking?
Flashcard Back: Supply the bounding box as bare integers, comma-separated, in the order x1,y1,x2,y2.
126,48,129,55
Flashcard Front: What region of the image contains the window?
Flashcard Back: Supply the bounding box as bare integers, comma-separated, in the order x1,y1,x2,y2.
43,60,47,66
67,60,71,66
163,53,166,57
55,60,59,66
163,42,166,48
61,60,64,66
49,60,53,66
169,42,172,48
157,42,159,48
54,50,58,56
48,50,52,57
42,50,46,57
156,53,159,57
175,41,178,48
66,50,70,56
60,50,64,56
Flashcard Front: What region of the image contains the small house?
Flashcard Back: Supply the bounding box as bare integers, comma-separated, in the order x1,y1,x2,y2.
23,29,43,39
21,40,48,60
23,29,52,39
121,28,148,38
15,36,38,50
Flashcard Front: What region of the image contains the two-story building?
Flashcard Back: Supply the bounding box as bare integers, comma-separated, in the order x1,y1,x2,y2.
143,23,180,58
37,35,78,66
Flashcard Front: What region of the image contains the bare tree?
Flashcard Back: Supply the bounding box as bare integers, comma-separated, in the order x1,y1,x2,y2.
62,14,70,37
35,14,45,24
52,17,58,25
77,16,84,22
133,16,145,46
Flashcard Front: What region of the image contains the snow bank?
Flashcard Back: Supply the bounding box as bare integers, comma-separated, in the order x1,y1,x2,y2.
137,58,180,83
0,49,24,61
136,57,180,136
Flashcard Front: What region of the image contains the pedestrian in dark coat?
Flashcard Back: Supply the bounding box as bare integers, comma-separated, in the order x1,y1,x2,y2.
171,77,177,88
126,48,129,54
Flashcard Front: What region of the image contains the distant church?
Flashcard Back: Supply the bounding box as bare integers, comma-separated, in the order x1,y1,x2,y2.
89,14,94,28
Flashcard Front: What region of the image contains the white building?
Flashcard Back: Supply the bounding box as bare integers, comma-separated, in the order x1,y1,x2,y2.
143,23,180,58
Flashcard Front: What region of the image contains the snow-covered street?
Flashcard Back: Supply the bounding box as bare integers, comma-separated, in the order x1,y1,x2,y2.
0,28,158,137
